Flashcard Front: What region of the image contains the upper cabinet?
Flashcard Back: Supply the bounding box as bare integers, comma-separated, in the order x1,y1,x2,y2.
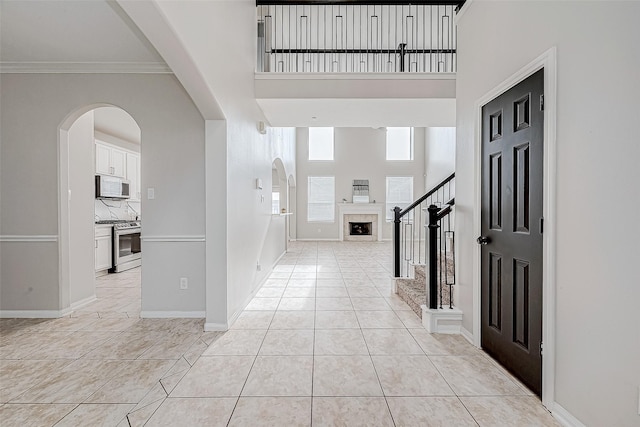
126,152,141,201
95,140,126,178
95,140,140,200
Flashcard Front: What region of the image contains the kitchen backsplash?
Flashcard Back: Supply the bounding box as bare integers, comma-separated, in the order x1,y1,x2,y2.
95,199,141,221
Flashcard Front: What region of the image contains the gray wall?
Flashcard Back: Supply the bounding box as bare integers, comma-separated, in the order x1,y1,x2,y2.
0,73,206,316
296,127,426,240
424,127,455,191
67,110,96,306
456,1,640,425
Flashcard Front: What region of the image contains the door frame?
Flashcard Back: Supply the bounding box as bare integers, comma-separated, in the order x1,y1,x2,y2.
471,47,557,409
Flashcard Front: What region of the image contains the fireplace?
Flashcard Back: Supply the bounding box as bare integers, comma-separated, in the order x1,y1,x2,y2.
338,203,384,242
349,222,372,236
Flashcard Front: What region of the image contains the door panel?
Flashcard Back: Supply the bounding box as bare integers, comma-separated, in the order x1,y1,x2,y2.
481,68,544,396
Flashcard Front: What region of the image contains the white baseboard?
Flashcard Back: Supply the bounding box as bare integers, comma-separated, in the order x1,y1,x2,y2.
421,305,463,334
0,310,65,318
140,311,205,319
204,322,228,331
552,403,587,427
460,326,475,346
70,295,97,311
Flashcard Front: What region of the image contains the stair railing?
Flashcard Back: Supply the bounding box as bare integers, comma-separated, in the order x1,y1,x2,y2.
393,172,455,308
393,172,454,277
426,202,455,309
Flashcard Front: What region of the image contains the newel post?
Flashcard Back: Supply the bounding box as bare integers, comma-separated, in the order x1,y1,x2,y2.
393,207,402,278
427,204,440,309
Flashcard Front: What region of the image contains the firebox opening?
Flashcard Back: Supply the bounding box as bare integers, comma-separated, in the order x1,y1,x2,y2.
349,222,372,236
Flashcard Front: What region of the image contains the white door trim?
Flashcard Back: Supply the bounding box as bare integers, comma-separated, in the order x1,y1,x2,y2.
471,47,557,409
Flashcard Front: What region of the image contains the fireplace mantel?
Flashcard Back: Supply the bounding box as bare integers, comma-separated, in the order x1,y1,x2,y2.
337,203,385,241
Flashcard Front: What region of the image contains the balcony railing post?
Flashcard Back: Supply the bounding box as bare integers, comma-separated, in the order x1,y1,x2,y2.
398,43,407,72
427,204,439,309
393,206,402,277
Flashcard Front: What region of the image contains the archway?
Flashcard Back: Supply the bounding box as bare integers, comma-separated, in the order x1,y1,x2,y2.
59,105,141,314
272,158,288,249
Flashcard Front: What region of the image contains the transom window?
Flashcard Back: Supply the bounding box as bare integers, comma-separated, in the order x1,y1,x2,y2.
309,127,334,161
386,127,413,161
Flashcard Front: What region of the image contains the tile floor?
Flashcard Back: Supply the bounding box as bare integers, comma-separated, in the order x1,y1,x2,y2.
0,241,559,426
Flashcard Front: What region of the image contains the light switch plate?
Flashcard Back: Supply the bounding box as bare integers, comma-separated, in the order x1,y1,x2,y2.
147,188,155,199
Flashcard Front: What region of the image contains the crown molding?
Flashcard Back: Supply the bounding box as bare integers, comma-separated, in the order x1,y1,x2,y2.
0,61,172,74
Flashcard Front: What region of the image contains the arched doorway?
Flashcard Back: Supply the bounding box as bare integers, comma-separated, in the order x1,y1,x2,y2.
59,105,141,315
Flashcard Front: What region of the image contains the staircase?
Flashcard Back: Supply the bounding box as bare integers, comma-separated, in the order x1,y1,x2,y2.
395,253,454,319
393,173,462,333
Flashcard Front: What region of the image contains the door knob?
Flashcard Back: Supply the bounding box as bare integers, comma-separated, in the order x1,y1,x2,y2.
476,236,491,245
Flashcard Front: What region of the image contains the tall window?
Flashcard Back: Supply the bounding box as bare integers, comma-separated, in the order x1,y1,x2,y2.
308,176,335,222
309,127,334,160
386,177,414,220
386,127,413,160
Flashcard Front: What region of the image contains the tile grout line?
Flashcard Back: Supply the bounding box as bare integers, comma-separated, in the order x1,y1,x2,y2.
354,253,398,427
309,249,319,427
224,316,272,427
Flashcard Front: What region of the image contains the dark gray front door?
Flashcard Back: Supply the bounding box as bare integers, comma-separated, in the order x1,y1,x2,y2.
480,68,544,396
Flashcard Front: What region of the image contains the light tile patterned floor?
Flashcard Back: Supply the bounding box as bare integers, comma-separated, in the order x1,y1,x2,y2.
0,241,559,426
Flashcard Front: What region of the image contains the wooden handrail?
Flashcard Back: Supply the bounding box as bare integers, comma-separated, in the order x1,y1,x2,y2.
397,172,455,219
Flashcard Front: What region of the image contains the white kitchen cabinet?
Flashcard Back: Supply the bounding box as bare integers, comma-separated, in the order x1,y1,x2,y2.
95,141,126,178
95,143,111,175
126,152,141,201
95,226,112,273
111,148,126,177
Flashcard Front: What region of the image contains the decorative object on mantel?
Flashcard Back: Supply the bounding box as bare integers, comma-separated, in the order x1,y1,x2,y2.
352,179,370,203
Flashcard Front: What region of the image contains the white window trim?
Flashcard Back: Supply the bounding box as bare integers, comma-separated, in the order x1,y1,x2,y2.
308,127,335,161
307,176,335,223
385,176,414,222
386,127,414,161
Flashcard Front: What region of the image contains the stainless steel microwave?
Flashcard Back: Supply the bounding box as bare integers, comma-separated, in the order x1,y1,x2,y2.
95,175,130,200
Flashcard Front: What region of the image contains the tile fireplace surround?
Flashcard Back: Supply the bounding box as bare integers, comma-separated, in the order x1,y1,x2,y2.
338,203,385,242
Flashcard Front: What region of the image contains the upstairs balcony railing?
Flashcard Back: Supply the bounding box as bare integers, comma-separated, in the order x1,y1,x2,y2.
257,1,462,73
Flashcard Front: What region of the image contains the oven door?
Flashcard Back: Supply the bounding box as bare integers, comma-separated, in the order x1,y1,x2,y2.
113,227,141,272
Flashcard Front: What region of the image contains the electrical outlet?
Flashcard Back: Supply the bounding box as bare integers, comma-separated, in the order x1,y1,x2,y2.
147,188,155,199
179,277,188,290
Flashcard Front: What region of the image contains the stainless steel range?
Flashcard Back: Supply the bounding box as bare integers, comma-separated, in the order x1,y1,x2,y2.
112,221,141,272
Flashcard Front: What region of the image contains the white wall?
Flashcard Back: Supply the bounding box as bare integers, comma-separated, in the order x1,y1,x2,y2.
456,1,640,425
149,1,297,327
424,127,455,190
67,110,96,306
296,127,426,240
0,73,206,317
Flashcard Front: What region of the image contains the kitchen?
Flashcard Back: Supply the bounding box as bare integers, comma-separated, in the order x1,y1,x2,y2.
92,107,142,278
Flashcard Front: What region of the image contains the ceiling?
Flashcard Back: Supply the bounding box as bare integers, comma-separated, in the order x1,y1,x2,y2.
94,107,141,144
0,0,168,71
1,0,455,128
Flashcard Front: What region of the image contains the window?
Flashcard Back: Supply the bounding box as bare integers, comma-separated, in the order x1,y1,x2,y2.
309,127,334,160
386,177,414,220
272,192,280,214
308,176,335,222
386,127,413,160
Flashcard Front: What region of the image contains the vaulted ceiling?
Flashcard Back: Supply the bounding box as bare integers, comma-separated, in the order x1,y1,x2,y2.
0,0,168,72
